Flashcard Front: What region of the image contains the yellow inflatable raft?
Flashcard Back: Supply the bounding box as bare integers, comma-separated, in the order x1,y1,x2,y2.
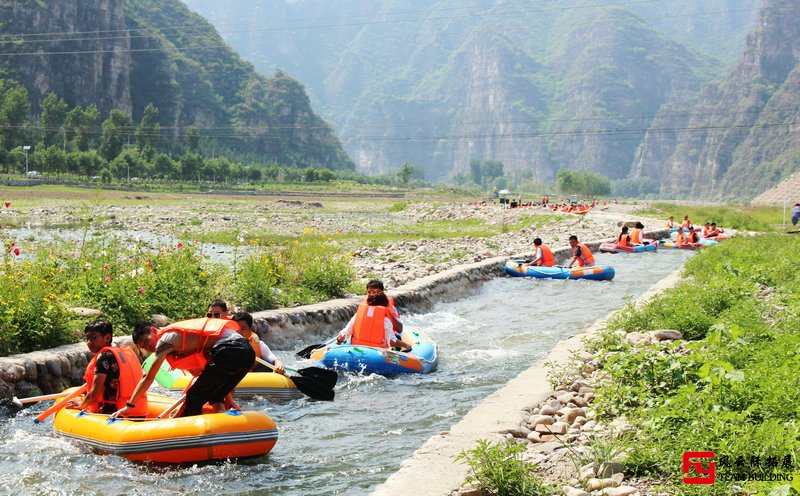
143,354,302,401
52,390,278,463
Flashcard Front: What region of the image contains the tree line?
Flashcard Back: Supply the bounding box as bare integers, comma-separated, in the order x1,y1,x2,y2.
0,82,420,187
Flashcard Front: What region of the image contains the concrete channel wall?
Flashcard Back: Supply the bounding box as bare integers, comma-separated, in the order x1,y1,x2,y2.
0,229,669,403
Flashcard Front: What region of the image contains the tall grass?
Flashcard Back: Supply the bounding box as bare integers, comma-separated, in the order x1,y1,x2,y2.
590,234,800,494
635,202,783,232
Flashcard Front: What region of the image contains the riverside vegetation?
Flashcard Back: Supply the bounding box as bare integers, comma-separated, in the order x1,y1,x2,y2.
458,233,800,495
0,233,353,356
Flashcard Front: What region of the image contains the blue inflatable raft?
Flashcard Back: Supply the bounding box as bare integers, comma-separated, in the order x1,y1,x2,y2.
309,327,438,375
503,260,615,281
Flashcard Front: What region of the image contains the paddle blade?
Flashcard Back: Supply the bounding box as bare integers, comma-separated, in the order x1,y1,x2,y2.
296,343,325,359
34,384,87,424
289,375,335,401
297,366,338,389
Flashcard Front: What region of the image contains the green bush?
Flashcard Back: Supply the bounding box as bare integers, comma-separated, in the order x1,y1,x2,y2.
231,245,280,312
62,238,220,332
456,439,552,496
0,250,74,354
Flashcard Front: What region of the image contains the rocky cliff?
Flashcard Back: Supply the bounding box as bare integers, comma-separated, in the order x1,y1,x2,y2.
184,0,759,189
632,0,800,198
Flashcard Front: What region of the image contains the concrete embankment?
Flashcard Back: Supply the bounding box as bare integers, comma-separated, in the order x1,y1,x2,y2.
369,260,684,496
0,229,668,405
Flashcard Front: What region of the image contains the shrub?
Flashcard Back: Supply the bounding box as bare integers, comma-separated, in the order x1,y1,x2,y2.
456,439,552,496
0,250,73,354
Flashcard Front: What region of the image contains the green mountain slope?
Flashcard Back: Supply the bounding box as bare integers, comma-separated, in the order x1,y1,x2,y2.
0,0,353,169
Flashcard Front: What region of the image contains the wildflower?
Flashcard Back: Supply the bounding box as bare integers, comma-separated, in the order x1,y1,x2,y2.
138,286,145,295
177,242,183,249
13,248,19,256
146,261,153,268
4,202,9,208
103,264,110,270
104,276,111,283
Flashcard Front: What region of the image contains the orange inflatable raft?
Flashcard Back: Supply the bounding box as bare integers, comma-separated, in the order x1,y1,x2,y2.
52,390,278,463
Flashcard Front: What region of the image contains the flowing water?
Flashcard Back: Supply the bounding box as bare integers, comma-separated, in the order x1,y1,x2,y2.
0,250,693,495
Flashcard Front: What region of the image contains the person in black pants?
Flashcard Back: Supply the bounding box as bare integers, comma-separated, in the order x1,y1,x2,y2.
110,318,255,418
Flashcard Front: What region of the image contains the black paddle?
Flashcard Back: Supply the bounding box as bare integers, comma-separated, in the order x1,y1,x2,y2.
296,337,337,359
255,358,336,401
296,343,324,359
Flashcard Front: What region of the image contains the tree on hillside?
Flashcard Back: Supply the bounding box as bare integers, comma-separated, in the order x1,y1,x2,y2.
185,125,200,153
40,92,68,148
0,85,31,149
397,161,415,187
136,103,161,157
65,105,101,152
482,160,504,185
469,158,482,186
100,109,134,161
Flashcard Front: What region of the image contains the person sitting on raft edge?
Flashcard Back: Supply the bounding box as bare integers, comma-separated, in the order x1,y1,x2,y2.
567,235,595,268
231,311,285,374
337,293,410,351
68,318,148,417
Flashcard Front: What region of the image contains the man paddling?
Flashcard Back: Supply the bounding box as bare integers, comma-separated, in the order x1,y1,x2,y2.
566,235,595,267
110,317,255,418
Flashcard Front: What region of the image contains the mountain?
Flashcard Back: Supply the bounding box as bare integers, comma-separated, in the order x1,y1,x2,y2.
183,0,760,188
632,0,800,199
0,0,353,169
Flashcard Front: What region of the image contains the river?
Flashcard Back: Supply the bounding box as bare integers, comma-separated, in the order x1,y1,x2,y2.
0,249,693,495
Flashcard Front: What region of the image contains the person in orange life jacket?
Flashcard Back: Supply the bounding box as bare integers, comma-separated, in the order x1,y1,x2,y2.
687,228,700,244
67,319,148,416
674,228,687,246
617,226,631,247
682,215,691,229
365,279,403,339
129,320,157,364
207,299,230,319
630,222,644,244
702,222,712,238
666,216,675,228
110,318,255,419
519,238,555,270
231,311,285,374
567,235,595,267
708,222,724,236
336,293,409,350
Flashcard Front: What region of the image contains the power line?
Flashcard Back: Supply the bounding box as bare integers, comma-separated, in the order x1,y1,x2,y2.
0,1,656,43
0,1,777,58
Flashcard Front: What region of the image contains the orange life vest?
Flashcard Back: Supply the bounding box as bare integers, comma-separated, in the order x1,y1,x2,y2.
703,227,711,237
682,220,691,228
617,233,631,247
666,220,675,228
630,228,642,244
83,346,148,416
536,244,555,267
573,243,595,266
352,304,389,348
156,318,240,373
675,230,685,245
688,232,700,243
